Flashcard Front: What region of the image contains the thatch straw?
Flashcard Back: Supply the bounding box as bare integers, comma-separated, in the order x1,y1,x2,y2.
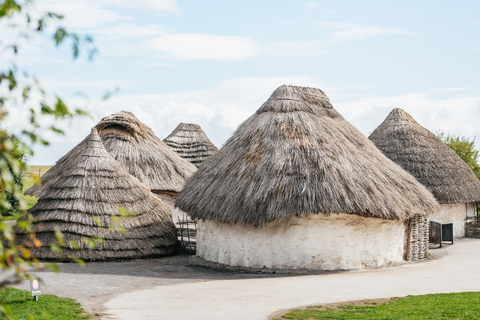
26,111,196,197
163,123,218,167
369,108,480,204
16,128,179,261
175,85,439,227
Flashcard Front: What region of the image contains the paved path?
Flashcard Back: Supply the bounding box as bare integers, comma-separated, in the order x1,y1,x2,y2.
12,239,480,320
103,239,480,320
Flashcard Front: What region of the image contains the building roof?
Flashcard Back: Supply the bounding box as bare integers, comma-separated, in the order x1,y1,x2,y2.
163,123,218,167
17,128,178,260
369,108,480,204
176,85,439,227
26,111,196,197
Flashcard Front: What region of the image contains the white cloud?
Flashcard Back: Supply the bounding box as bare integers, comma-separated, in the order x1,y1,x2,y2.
304,2,336,13
17,77,480,165
305,2,321,8
317,22,408,43
113,0,178,13
148,34,259,61
335,92,480,140
263,40,326,57
262,22,406,57
41,79,129,92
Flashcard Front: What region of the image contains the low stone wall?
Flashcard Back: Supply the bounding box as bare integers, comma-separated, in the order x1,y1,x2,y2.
197,214,405,270
404,215,429,261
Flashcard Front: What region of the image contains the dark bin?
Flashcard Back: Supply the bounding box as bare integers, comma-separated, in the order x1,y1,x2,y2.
429,219,454,247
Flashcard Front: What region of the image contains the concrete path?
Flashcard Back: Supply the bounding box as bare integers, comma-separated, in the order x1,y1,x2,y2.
103,239,480,320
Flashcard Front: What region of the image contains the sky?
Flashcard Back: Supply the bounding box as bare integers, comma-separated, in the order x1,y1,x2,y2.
2,0,480,164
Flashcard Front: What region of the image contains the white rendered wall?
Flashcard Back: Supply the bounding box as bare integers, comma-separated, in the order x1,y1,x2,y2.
197,214,406,271
430,203,474,239
466,202,477,218
154,193,190,223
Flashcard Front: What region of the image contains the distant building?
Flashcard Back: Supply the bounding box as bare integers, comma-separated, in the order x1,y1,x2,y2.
164,122,218,168
16,128,178,261
26,111,197,223
369,108,480,238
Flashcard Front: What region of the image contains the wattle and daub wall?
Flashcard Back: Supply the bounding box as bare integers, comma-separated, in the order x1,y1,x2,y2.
198,214,412,270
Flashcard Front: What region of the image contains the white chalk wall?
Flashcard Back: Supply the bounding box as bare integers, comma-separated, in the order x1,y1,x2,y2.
466,202,477,218
154,193,190,223
197,214,406,271
430,202,476,238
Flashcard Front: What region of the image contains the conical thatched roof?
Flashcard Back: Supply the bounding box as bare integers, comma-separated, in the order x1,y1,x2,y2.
26,111,196,197
369,108,480,204
176,85,439,227
163,123,218,167
16,128,178,261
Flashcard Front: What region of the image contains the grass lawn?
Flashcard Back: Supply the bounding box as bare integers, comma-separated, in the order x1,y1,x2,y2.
0,287,90,320
280,292,480,319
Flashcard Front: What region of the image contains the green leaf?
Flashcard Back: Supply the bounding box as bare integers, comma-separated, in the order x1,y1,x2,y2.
53,28,67,45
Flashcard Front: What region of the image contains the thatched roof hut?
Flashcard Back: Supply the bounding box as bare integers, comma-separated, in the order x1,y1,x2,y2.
369,108,480,237
176,85,439,270
163,123,218,167
26,111,196,198
16,128,178,261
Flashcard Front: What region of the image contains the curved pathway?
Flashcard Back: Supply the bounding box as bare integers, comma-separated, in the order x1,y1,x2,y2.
102,239,480,320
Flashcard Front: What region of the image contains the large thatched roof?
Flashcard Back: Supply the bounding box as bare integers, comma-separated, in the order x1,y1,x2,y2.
369,108,480,204
175,85,439,227
16,128,178,261
163,123,218,167
26,111,196,197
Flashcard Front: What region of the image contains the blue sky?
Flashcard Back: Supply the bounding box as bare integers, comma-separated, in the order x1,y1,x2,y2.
3,0,480,164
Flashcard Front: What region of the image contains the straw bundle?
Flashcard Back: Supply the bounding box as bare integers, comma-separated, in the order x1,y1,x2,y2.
176,85,439,227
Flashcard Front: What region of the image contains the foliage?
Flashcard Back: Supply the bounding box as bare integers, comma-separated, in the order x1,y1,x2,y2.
0,287,90,320
1,129,26,215
0,0,95,319
281,292,480,320
436,131,480,180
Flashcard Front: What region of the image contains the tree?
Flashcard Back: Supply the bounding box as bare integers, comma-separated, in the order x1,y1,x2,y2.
436,131,480,180
1,1,96,318
0,129,25,216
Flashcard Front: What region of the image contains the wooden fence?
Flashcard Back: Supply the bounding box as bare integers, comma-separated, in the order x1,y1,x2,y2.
176,214,197,253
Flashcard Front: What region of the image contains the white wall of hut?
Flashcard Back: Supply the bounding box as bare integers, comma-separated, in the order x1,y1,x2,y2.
429,202,476,238
197,214,407,270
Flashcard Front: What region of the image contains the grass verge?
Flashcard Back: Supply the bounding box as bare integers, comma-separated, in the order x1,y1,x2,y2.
280,292,480,319
0,287,90,319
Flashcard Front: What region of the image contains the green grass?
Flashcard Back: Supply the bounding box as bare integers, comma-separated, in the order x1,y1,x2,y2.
28,166,52,178
20,165,52,211
281,292,480,319
22,176,38,210
0,287,90,320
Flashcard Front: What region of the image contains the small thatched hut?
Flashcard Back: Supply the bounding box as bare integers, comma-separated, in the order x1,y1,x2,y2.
16,128,178,261
163,123,218,167
369,108,480,238
176,85,439,270
26,111,196,222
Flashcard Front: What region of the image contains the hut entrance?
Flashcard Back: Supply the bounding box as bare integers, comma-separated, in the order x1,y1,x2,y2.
176,213,197,253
